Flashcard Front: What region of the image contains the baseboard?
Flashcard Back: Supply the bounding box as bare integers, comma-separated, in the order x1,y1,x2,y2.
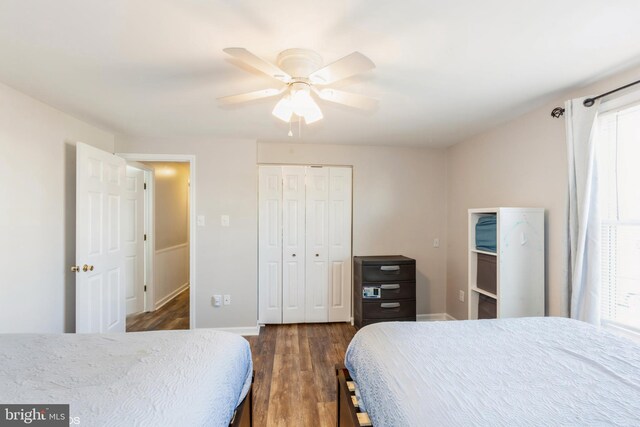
211,325,261,336
417,313,457,321
154,282,189,310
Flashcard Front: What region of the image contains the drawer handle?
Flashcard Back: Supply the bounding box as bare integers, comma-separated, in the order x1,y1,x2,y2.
380,284,400,290
380,302,400,309
380,265,400,271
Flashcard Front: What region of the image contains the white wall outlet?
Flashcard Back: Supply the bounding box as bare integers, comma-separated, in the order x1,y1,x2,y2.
221,215,230,227
458,290,465,302
197,215,205,226
433,238,440,248
223,294,231,305
212,295,222,307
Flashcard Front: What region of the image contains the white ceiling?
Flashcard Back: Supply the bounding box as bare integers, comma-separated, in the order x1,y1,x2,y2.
1,1,640,147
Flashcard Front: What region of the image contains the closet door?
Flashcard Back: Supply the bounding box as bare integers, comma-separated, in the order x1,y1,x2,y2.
328,167,352,322
305,166,330,322
281,166,306,323
258,166,283,324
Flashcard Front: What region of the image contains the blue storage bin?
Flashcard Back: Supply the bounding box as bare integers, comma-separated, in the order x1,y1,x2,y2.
475,216,496,252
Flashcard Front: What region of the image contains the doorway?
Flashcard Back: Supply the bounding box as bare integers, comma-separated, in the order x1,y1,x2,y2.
117,153,196,331
125,161,191,332
74,145,196,333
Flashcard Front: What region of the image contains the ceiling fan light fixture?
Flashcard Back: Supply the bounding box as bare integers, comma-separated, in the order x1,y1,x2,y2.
272,95,293,122
290,85,312,116
302,99,323,124
289,83,323,124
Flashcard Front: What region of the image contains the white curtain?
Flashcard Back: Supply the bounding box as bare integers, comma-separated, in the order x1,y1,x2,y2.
566,97,601,324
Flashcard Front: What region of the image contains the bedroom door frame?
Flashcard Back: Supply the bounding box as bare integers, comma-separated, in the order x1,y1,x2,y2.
116,153,196,329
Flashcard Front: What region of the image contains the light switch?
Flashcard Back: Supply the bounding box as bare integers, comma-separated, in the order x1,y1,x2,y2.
433,238,440,248
221,215,230,227
197,215,205,226
212,295,222,307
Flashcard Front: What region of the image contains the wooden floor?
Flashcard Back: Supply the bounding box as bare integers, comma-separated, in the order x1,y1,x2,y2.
246,323,357,427
126,288,190,332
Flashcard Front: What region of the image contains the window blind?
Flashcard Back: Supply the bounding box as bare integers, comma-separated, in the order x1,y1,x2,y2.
596,104,640,333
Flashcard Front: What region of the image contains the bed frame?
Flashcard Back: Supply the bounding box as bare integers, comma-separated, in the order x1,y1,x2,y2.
229,371,254,427
336,365,372,427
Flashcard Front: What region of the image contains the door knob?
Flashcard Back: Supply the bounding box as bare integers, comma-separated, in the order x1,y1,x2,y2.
315,253,319,257
292,254,296,257
70,265,80,273
82,264,89,272
89,265,94,271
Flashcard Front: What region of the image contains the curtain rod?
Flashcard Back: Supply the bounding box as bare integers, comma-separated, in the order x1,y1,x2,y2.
550,78,640,118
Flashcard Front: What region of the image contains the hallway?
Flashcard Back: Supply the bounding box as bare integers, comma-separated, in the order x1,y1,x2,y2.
126,288,189,332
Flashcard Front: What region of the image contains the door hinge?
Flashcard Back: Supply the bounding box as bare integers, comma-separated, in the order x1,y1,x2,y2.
144,234,147,241
144,285,147,292
144,182,147,190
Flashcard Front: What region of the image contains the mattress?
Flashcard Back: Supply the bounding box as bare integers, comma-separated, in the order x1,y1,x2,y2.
345,317,640,426
0,329,253,426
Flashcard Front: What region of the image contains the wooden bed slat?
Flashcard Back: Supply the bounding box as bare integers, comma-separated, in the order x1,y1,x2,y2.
336,364,372,427
357,412,372,426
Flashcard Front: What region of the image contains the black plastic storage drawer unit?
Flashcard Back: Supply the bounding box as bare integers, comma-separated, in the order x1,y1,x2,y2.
353,256,416,328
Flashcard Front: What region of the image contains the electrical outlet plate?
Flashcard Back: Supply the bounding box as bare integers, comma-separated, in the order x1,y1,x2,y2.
223,294,231,305
433,238,440,248
458,290,465,302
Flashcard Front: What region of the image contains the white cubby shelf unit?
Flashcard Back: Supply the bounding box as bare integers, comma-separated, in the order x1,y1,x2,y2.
468,207,545,320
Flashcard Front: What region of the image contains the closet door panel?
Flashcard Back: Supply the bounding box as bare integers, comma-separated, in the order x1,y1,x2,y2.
282,166,306,323
305,167,330,322
258,166,283,323
329,167,353,322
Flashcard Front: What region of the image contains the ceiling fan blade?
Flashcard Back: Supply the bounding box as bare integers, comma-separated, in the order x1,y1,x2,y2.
312,87,378,110
223,48,291,82
308,52,375,85
218,88,284,105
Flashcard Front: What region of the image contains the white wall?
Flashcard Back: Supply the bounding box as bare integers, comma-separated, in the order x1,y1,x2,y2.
115,137,258,329
257,142,449,315
446,64,640,320
144,162,190,250
0,82,114,333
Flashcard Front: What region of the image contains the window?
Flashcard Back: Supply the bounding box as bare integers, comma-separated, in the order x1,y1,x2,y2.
596,101,640,334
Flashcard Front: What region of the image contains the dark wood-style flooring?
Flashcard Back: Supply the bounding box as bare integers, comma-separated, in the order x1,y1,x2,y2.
246,323,357,427
126,288,190,332
126,290,356,426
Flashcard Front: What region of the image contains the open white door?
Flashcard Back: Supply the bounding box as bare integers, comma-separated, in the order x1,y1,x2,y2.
75,142,126,333
124,165,145,315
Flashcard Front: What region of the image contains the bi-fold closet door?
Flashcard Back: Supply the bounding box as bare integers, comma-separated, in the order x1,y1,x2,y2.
258,165,352,324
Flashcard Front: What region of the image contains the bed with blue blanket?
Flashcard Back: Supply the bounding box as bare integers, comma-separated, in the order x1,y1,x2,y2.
338,317,640,426
0,329,253,426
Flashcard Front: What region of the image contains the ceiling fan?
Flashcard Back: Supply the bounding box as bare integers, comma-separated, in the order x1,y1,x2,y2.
219,48,377,125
